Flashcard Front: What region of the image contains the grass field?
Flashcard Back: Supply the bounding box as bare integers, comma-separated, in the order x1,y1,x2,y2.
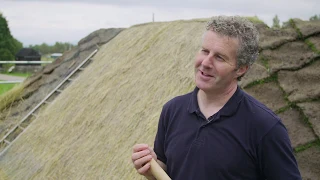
1,72,31,77
0,83,17,95
0,72,29,95
41,54,55,62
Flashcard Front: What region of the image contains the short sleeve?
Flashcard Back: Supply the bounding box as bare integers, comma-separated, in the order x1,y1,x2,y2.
258,121,302,179
154,105,168,164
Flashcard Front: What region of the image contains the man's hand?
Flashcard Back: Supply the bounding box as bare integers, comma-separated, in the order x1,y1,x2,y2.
132,144,157,179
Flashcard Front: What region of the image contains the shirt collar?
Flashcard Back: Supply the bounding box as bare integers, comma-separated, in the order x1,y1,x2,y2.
188,87,200,114
187,86,244,117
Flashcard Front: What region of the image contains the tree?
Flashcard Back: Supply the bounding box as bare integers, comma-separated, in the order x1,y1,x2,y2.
0,12,23,60
272,15,280,28
13,37,23,53
310,15,320,21
0,49,14,60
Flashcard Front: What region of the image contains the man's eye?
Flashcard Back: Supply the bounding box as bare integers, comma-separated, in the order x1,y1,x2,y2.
216,55,225,61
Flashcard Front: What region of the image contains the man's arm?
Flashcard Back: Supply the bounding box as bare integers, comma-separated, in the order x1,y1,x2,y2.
258,122,302,179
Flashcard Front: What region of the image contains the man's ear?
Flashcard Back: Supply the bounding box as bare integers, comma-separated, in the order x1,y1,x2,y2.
235,65,249,78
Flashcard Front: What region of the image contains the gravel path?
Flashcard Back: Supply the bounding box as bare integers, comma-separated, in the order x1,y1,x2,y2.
0,74,26,81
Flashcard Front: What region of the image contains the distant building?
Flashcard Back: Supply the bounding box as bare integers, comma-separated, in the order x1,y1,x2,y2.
51,53,62,60
15,48,41,66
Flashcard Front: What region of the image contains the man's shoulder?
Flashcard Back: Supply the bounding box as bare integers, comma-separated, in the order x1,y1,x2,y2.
241,90,279,119
240,90,281,134
163,90,193,109
163,91,194,110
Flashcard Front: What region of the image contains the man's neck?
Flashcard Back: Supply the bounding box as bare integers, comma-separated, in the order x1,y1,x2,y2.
197,83,238,119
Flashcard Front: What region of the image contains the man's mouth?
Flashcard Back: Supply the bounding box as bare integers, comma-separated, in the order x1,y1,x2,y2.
200,70,213,77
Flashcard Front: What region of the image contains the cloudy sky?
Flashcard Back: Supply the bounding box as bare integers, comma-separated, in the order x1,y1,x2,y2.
1,0,319,46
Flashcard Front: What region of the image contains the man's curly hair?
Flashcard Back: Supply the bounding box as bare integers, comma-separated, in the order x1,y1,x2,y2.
206,16,260,80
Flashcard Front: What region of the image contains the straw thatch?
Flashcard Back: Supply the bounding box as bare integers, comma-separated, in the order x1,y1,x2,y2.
0,20,204,179
0,18,319,179
0,28,123,142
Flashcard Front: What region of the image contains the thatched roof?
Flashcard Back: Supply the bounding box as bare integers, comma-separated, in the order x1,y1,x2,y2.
0,18,319,179
0,28,124,139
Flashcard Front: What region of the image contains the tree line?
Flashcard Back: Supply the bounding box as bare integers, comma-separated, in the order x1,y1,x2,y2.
28,42,75,55
0,11,75,61
0,12,23,60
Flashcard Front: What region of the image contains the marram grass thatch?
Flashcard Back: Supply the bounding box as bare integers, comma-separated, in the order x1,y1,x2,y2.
0,20,205,179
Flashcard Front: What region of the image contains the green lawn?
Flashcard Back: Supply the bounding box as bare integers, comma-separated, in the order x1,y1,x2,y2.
41,54,55,62
1,72,31,77
0,83,17,95
0,72,29,95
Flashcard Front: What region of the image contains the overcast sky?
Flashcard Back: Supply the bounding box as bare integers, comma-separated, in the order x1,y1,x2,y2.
1,0,319,46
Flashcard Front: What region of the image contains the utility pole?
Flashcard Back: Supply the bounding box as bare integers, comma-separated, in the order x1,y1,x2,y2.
152,13,155,22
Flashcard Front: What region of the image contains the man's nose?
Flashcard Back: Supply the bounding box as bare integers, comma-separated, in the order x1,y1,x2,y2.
201,55,213,68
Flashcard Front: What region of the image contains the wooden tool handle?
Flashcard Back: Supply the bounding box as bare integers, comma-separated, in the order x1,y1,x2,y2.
150,159,171,180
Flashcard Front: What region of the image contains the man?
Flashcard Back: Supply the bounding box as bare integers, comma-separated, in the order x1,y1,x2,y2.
131,16,302,180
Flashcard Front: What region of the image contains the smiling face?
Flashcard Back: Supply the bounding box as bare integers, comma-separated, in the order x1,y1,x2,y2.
195,30,248,93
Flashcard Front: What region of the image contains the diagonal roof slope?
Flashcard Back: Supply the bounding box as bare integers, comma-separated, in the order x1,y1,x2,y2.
0,28,123,140
0,20,205,179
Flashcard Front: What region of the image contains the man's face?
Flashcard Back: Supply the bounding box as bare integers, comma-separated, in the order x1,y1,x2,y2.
195,30,242,92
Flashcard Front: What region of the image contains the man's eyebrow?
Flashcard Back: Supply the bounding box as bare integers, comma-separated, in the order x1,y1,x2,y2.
201,47,230,60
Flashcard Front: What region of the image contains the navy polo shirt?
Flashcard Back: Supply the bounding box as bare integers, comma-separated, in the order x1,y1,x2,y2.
154,86,301,180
